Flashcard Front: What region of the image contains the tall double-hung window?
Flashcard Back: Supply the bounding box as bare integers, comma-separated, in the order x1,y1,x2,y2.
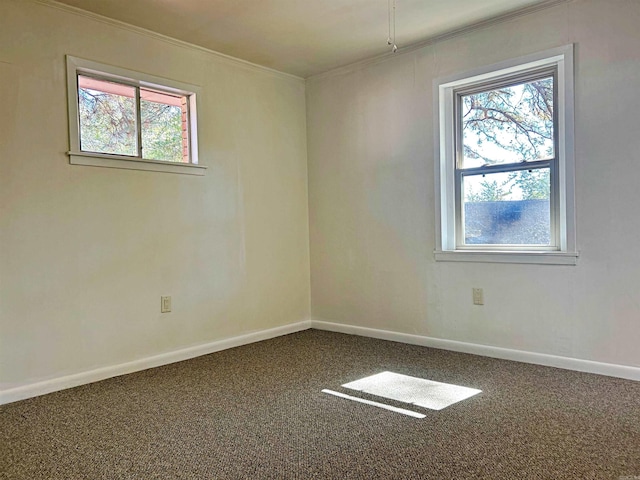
435,46,576,264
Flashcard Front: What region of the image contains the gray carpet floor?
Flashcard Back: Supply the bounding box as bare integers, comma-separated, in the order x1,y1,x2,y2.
2,329,639,479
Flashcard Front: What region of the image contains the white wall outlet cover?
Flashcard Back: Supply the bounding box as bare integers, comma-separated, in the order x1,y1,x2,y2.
472,288,484,305
161,296,172,313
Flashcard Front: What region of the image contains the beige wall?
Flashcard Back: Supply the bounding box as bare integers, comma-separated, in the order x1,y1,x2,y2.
2,0,639,394
0,0,310,388
307,0,640,368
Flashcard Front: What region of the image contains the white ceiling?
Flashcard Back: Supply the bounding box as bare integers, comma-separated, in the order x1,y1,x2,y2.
54,0,557,78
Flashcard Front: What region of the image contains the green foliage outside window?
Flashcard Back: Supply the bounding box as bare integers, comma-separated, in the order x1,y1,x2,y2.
78,84,185,163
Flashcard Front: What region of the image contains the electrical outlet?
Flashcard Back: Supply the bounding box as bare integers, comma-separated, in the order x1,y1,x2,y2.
161,296,172,313
472,288,484,305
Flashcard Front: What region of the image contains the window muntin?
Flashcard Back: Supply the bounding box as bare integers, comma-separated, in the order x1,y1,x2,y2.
434,46,576,264
453,70,559,250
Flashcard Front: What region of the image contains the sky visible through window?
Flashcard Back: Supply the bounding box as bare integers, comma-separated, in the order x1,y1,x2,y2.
460,77,553,203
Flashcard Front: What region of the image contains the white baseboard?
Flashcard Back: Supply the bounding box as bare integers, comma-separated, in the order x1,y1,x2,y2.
0,320,312,405
3,317,636,405
311,319,640,382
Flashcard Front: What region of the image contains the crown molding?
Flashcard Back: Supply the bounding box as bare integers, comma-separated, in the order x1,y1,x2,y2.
31,0,304,84
307,0,573,82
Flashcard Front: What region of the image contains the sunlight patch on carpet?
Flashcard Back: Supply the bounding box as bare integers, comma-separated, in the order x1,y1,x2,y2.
321,389,426,418
342,371,482,411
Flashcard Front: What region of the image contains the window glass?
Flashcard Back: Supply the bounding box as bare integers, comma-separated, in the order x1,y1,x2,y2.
78,75,136,156
460,76,554,169
141,89,189,163
456,72,555,248
462,168,551,245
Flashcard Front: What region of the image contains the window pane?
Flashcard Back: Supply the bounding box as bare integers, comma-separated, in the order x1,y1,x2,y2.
463,169,550,245
78,75,137,156
460,76,554,168
141,89,188,163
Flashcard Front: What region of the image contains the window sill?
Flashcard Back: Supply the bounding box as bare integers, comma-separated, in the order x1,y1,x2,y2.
68,151,206,176
434,250,578,265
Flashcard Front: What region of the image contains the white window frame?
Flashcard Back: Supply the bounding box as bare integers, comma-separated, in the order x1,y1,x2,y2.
66,56,205,176
434,45,577,265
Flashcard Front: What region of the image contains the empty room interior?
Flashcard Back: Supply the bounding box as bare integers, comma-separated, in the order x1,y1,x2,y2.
1,0,639,478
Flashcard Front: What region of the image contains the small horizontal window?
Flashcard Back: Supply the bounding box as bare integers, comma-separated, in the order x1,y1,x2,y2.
66,56,205,175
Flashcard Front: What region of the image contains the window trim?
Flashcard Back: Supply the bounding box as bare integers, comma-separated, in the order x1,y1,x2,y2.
66,56,205,176
433,45,577,265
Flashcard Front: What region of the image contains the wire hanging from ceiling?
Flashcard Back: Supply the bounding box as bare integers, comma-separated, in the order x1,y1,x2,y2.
387,0,398,52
